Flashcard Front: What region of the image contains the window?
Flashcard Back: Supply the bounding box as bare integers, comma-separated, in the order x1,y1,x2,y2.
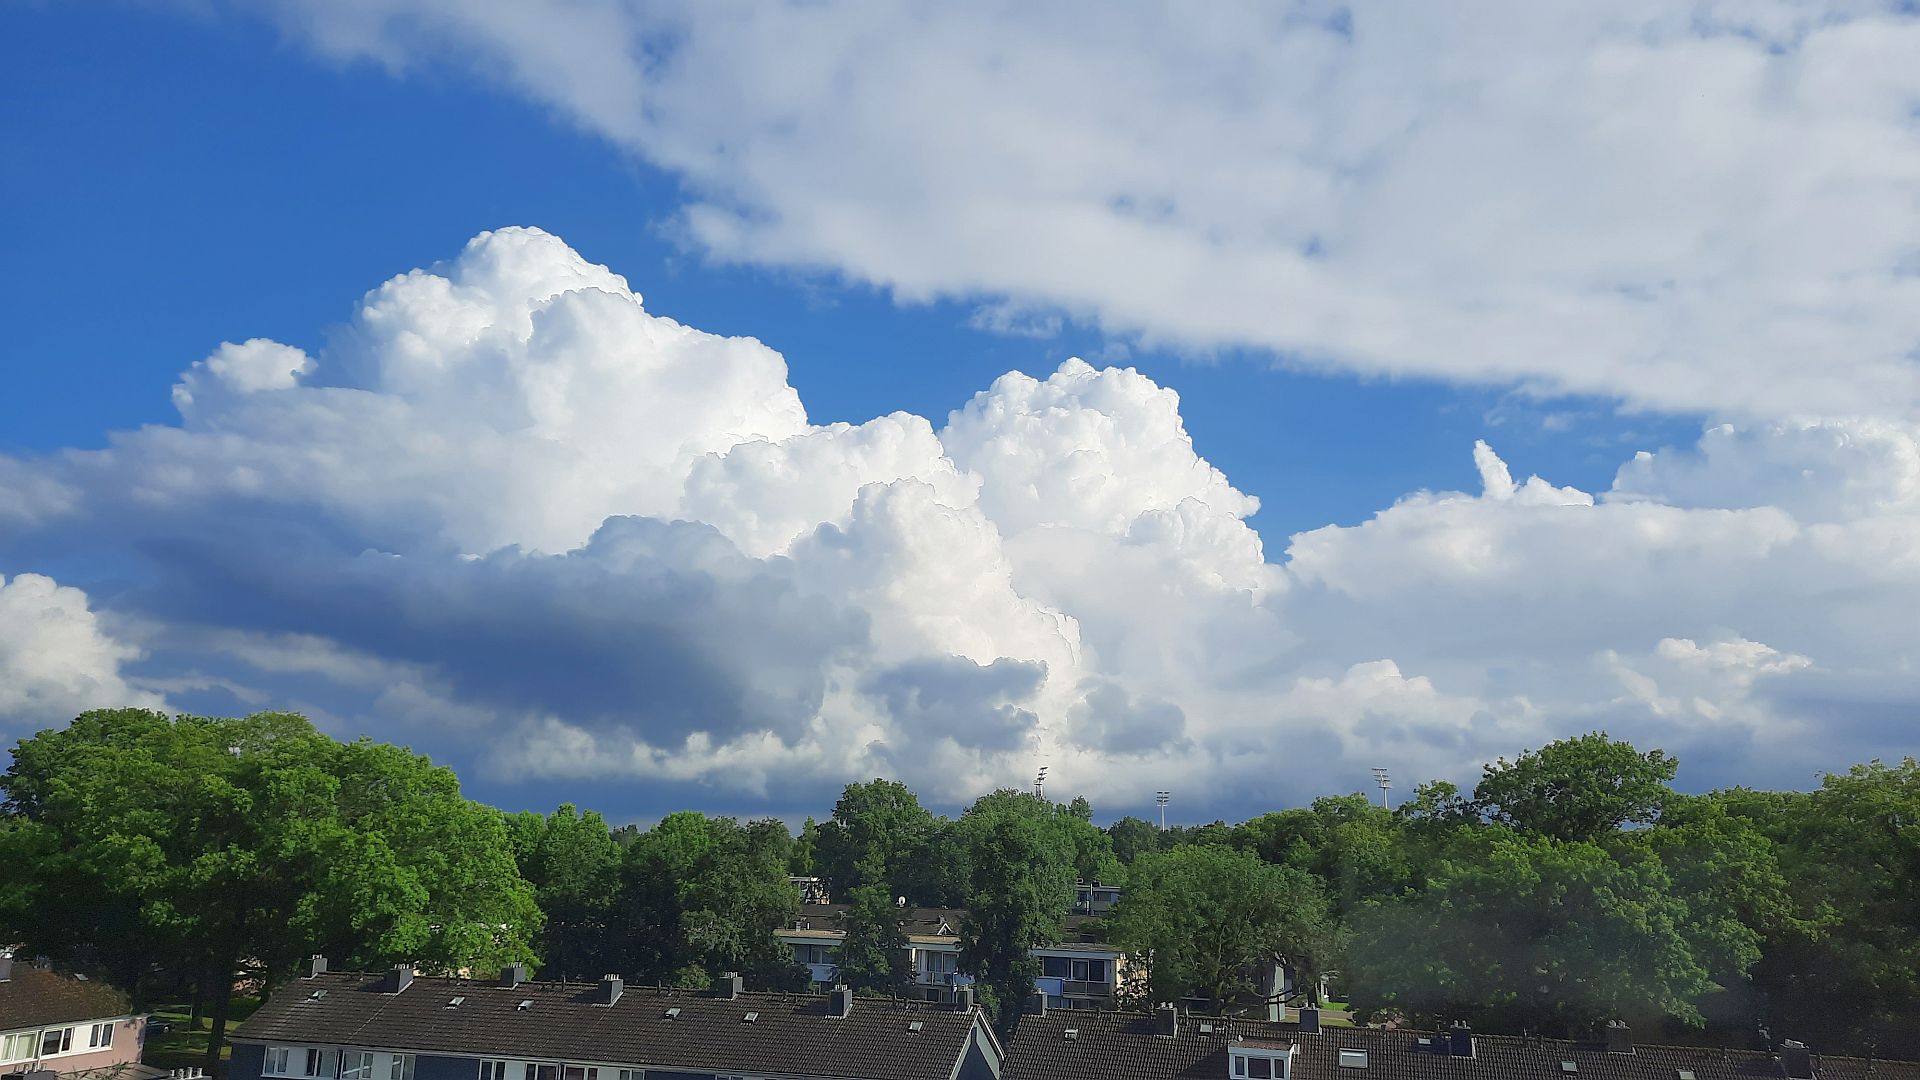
562,1066,599,1080
306,1049,338,1078
89,1023,115,1050
479,1061,508,1080
42,1028,74,1057
266,1047,295,1075
618,1071,643,1080
1040,956,1069,978
343,1051,377,1080
1232,1055,1247,1078
388,1053,415,1080
1248,1056,1275,1079
1339,1051,1368,1070
3,1032,38,1063
523,1064,558,1080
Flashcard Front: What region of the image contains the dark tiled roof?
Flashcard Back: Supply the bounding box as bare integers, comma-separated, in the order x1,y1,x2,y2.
1003,1013,1920,1080
0,966,134,1032
232,972,989,1080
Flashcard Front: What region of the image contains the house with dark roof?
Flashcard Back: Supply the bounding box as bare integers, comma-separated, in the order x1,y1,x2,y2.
0,954,149,1080
229,960,1003,1080
775,906,1126,1011
1000,1006,1920,1080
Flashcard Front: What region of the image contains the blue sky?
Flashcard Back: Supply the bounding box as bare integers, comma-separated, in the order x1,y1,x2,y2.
3,2,1918,825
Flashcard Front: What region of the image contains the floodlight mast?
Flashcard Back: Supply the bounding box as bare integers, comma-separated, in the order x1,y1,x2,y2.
1035,765,1049,798
1154,790,1171,830
1371,767,1392,808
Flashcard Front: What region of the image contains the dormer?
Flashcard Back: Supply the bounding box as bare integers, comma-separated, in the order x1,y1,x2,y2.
1229,1039,1296,1080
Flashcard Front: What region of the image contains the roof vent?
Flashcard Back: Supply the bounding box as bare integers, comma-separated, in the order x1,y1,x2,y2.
305,989,327,1002
1606,1021,1633,1056
74,974,89,981
596,974,623,1007
664,1007,681,1019
1562,1062,1578,1074
909,1021,924,1033
446,997,465,1009
517,1000,533,1011
743,1012,760,1023
384,964,414,995
1780,1040,1815,1080
1065,1029,1080,1041
1199,1023,1216,1035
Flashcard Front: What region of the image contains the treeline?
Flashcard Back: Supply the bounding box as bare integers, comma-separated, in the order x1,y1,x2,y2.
4,712,1917,1059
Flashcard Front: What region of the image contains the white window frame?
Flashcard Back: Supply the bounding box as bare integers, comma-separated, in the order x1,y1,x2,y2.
2,1032,40,1063
387,1053,415,1080
88,1023,115,1050
265,1046,296,1076
342,1050,377,1080
479,1061,508,1080
41,1027,75,1057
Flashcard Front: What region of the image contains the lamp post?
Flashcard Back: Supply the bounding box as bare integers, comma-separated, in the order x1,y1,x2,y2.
1371,767,1391,808
1155,790,1170,830
1035,765,1049,798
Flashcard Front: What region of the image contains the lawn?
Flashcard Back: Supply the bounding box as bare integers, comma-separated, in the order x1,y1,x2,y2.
142,998,260,1075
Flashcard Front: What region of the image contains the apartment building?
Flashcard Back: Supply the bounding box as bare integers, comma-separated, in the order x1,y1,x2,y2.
1002,1007,1920,1080
0,954,148,1080
773,908,1125,1010
229,961,1002,1080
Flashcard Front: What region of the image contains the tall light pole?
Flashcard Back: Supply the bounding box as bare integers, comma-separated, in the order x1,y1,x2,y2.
1155,790,1170,830
1371,767,1391,808
1035,766,1049,798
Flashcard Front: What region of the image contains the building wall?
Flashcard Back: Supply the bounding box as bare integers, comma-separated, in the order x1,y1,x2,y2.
230,1041,267,1080
0,1016,146,1079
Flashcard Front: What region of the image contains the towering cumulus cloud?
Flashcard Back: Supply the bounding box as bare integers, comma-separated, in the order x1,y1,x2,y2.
2,229,1917,811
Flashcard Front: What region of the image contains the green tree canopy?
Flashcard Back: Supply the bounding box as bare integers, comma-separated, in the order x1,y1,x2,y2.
957,809,1075,1030
836,858,913,996
614,811,801,989
505,804,622,979
815,779,937,900
1474,732,1677,841
1109,845,1334,1012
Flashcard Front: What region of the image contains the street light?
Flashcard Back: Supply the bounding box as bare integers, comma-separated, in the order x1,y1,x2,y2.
1371,767,1391,808
1155,790,1171,830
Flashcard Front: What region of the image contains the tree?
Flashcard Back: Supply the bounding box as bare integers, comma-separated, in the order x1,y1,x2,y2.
1346,830,1716,1032
957,810,1075,1030
1106,816,1159,864
1109,845,1333,1012
1234,795,1410,915
1474,732,1676,841
614,812,801,988
505,804,622,978
815,780,937,900
790,817,819,876
3,710,541,1071
837,859,912,995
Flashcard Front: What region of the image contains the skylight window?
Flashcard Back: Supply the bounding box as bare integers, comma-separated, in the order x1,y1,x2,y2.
1064,1029,1080,1041
743,1012,760,1023
908,1021,924,1033
1339,1051,1368,1069
1561,1062,1578,1074
446,997,465,1009
1677,1071,1696,1080
664,1007,681,1019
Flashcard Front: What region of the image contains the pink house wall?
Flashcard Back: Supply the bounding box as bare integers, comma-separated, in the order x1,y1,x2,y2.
5,1015,147,1078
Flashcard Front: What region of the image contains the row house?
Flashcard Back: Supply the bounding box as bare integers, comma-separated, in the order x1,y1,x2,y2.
0,954,149,1080
229,960,1002,1080
773,908,1125,1011
1002,1006,1920,1080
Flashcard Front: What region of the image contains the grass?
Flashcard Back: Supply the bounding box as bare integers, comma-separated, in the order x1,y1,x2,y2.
142,998,260,1074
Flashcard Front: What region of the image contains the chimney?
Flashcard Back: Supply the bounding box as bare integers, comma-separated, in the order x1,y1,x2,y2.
1449,1021,1475,1059
1780,1041,1814,1080
0,955,12,982
715,971,743,1000
1153,1003,1179,1038
830,985,853,1018
955,985,975,1012
501,964,529,988
1027,992,1047,1017
1606,1021,1633,1055
1299,1007,1321,1035
306,956,328,979
596,974,623,1006
384,964,414,995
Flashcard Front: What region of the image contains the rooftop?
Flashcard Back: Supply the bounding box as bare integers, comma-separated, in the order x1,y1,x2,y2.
232,971,991,1080
1002,1013,1920,1080
0,963,133,1034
